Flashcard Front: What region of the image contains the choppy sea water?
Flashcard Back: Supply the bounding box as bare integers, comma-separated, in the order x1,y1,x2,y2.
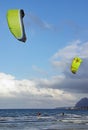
0,109,87,130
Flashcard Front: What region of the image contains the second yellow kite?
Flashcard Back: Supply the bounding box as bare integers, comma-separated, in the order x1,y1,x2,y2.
71,57,82,74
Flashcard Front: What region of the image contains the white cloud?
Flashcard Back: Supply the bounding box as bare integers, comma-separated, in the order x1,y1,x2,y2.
52,40,81,60
0,73,69,99
0,72,76,108
51,40,88,71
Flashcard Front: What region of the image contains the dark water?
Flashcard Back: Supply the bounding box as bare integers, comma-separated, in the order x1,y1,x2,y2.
0,108,87,130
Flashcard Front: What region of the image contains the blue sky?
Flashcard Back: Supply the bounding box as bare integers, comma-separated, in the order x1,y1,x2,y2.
0,0,88,108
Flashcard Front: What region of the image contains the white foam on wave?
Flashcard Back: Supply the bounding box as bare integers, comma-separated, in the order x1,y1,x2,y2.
58,113,88,125
61,119,88,124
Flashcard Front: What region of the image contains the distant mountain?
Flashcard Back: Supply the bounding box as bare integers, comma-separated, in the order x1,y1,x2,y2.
55,97,88,110
75,97,88,107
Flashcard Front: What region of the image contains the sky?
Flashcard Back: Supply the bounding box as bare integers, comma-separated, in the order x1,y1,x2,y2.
0,0,88,108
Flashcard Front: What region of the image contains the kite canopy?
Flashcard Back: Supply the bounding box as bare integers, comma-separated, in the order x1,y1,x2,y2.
71,57,82,74
6,9,26,42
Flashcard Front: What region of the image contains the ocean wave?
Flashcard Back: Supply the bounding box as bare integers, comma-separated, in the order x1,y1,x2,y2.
61,119,88,124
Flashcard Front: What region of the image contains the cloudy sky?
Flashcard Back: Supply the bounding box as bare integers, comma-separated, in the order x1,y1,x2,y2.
0,0,88,108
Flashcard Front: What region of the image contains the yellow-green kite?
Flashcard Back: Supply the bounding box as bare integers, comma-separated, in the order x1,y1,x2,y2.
71,57,82,74
6,9,26,42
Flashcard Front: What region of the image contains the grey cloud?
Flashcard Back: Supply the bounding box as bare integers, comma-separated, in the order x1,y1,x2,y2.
34,58,88,94
27,12,56,31
0,93,65,109
58,79,88,93
50,58,88,93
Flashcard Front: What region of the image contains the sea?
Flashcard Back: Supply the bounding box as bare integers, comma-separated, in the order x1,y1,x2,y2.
0,108,87,130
